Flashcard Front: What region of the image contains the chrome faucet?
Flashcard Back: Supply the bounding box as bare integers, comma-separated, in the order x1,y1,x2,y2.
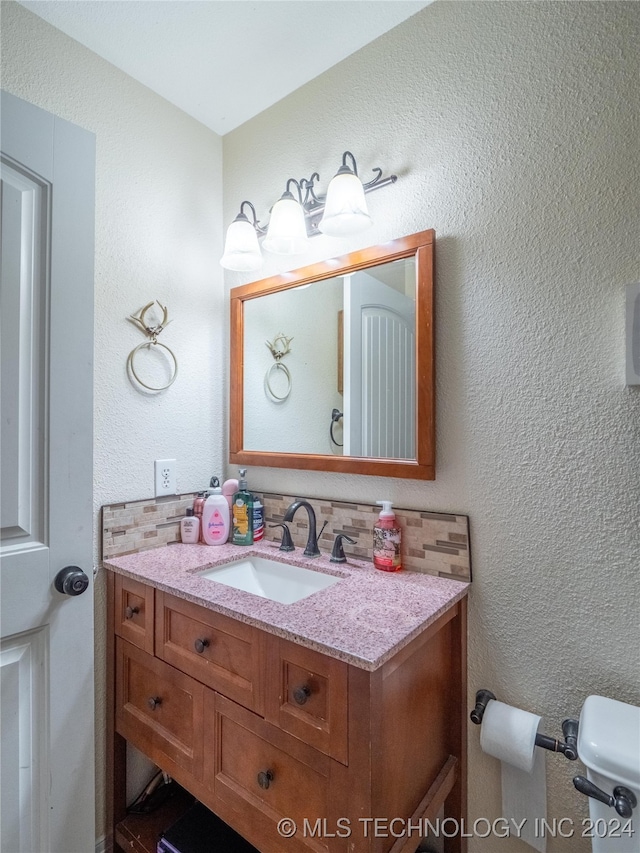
283,499,320,557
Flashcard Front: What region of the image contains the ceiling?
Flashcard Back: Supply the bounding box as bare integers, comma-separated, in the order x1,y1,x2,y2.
19,1,431,135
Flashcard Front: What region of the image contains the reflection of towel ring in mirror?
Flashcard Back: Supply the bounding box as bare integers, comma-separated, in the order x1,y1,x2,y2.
127,340,178,392
265,362,292,402
330,408,343,447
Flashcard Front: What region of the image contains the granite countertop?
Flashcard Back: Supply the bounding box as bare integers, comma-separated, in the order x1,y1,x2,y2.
104,541,468,671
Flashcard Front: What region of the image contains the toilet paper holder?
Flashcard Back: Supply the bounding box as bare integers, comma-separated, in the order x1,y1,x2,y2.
470,689,579,760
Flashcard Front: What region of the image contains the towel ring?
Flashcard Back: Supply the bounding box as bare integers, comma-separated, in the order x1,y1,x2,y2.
264,362,291,402
127,340,178,392
329,408,343,447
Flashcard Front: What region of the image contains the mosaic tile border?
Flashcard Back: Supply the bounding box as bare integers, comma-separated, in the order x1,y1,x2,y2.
102,492,471,581
101,494,196,561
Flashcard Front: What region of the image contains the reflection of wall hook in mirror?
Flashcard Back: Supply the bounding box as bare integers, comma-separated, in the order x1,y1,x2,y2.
330,408,343,447
264,332,293,402
126,301,178,392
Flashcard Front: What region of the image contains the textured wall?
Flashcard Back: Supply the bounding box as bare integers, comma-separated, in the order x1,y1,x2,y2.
1,1,224,840
223,3,640,851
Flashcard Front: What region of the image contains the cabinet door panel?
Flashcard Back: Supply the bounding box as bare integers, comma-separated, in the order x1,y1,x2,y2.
156,591,264,713
265,636,348,764
115,638,204,780
114,575,154,653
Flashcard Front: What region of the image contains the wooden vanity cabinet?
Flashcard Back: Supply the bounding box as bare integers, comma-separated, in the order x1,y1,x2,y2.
107,573,467,853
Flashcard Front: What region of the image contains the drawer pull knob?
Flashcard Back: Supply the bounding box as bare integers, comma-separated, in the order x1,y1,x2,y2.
147,696,162,711
293,685,312,705
257,770,274,790
125,605,140,619
194,638,210,654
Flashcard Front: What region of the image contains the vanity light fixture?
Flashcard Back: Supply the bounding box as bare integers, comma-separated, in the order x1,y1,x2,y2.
219,201,263,272
220,151,397,272
318,151,373,237
262,179,310,256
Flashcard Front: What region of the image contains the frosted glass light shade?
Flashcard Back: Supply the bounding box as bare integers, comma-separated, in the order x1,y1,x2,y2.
262,196,309,255
220,217,262,271
318,172,372,236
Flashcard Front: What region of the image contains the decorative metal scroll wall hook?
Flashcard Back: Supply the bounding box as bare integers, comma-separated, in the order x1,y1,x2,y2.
128,300,172,342
265,333,293,361
126,301,178,392
470,689,579,760
264,333,293,402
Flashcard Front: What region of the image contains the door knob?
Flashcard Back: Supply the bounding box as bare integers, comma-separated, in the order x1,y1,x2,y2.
54,566,89,596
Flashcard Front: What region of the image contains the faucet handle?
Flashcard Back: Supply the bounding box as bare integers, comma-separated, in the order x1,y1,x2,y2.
331,533,357,563
269,523,295,552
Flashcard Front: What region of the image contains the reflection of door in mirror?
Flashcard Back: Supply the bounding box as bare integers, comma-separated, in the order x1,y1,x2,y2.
344,258,415,459
229,229,435,479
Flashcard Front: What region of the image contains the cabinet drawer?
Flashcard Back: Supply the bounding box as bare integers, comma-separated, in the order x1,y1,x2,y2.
115,638,204,780
208,693,340,853
265,636,348,764
155,591,264,713
114,574,154,654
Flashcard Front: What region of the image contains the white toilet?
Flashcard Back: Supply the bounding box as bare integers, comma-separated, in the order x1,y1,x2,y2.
577,695,640,853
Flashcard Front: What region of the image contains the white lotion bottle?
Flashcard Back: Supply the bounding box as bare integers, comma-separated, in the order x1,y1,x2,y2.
202,480,231,545
180,508,200,544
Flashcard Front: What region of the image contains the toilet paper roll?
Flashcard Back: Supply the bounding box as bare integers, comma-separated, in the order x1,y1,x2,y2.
480,700,547,853
480,699,541,771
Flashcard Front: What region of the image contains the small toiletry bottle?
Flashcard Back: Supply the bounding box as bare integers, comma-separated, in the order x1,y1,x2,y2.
232,469,254,545
252,498,265,542
202,478,231,545
181,508,200,544
193,492,206,543
373,501,402,572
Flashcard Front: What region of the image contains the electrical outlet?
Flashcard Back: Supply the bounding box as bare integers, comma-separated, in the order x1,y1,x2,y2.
154,459,177,496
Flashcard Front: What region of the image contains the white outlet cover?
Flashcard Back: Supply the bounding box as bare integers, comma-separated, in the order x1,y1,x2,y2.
154,459,177,496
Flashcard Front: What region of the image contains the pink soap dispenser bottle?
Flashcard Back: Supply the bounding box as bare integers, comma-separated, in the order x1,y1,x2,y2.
373,500,402,572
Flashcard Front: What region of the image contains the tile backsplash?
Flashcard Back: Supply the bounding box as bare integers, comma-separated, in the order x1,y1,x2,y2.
102,492,471,581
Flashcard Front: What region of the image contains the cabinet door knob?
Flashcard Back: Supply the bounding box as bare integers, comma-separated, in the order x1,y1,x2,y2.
257,769,274,789
293,684,312,705
147,696,162,711
194,638,210,654
125,605,140,619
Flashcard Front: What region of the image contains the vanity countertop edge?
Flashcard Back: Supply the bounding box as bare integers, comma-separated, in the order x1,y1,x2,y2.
103,541,468,671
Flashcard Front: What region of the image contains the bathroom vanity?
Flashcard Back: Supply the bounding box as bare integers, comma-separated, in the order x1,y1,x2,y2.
105,542,468,853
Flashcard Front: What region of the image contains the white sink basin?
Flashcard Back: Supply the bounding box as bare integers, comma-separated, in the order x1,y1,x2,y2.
198,556,341,604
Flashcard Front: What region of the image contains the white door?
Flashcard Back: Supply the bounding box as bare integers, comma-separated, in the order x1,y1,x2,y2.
343,270,416,458
1,91,95,853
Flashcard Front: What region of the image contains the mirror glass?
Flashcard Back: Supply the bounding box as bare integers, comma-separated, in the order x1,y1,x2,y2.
230,230,434,479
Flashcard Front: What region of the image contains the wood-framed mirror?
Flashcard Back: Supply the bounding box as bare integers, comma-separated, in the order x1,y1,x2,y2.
229,229,435,479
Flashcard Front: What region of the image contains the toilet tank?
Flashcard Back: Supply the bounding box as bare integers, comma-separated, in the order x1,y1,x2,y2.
578,695,640,853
